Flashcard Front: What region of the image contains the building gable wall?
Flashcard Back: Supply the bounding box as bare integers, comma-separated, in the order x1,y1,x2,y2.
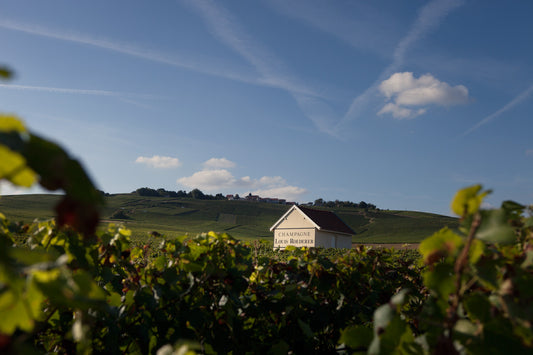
275,208,316,229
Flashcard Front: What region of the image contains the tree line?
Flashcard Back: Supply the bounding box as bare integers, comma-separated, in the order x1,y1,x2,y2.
313,198,377,210
133,187,225,200
133,187,379,209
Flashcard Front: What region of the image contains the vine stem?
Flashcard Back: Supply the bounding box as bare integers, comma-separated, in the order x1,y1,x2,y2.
446,213,482,337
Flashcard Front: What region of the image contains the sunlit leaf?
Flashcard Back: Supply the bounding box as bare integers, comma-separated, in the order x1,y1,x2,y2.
0,276,46,334
0,145,36,187
0,115,26,132
451,184,490,217
419,227,463,265
469,239,485,264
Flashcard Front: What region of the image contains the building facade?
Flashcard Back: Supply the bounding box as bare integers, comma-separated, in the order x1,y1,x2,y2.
270,205,354,249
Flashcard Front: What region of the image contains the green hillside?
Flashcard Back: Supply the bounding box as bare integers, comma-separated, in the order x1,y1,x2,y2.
0,193,458,243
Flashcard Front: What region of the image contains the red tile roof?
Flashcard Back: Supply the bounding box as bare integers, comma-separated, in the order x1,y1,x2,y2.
297,206,355,235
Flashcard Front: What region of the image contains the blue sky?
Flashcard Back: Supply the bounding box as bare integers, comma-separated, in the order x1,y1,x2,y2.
0,0,532,216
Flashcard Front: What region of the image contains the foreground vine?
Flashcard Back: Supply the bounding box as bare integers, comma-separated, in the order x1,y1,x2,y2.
1,116,532,354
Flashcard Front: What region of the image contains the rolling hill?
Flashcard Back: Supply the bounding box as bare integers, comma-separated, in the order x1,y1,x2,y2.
0,193,459,243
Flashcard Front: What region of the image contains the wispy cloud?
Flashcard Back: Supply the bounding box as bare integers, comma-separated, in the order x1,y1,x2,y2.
337,0,465,130
462,84,533,136
263,0,398,58
0,83,158,99
0,18,262,89
181,0,338,135
391,0,464,72
0,17,329,101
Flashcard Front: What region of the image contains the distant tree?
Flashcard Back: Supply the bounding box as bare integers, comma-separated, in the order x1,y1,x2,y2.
135,187,159,197
176,190,187,198
314,198,324,206
189,188,205,200
97,189,110,197
215,193,225,200
234,194,240,200
110,209,130,219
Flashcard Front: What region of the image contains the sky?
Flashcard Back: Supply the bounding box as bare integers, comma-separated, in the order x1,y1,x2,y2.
0,0,532,216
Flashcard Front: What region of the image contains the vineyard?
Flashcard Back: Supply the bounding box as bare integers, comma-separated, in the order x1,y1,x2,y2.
1,116,533,354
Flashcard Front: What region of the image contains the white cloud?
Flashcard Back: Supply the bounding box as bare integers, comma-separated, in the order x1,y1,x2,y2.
178,169,247,190
252,186,308,202
177,160,307,200
0,180,52,196
338,0,465,129
135,155,181,168
377,103,426,119
378,72,469,119
203,157,236,169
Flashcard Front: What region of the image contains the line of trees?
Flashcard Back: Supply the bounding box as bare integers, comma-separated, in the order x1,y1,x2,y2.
133,187,225,200
313,198,377,210
132,188,378,209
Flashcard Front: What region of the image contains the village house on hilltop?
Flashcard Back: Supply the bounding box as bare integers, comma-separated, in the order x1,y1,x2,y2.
270,205,354,249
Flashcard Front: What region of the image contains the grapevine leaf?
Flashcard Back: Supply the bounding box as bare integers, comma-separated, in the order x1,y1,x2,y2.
0,115,26,132
0,145,37,187
0,276,46,334
339,325,373,350
476,209,516,244
0,66,12,79
297,319,314,339
451,185,490,217
464,293,491,323
468,239,485,264
419,228,463,265
423,263,455,302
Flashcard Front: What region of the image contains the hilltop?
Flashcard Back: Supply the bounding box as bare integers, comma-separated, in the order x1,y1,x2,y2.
0,193,458,243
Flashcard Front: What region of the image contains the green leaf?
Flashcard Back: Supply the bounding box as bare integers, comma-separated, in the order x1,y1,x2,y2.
72,270,106,301
298,319,314,339
153,256,167,271
476,209,516,244
419,228,463,265
451,184,490,217
468,239,485,265
0,66,13,80
0,275,46,334
0,145,36,187
423,263,455,302
0,115,26,132
464,293,491,323
339,325,373,349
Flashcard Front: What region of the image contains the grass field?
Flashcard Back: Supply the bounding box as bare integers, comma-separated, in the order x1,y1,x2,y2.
0,193,459,244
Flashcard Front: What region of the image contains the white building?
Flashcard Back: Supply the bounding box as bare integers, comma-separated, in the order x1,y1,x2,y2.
270,205,354,249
